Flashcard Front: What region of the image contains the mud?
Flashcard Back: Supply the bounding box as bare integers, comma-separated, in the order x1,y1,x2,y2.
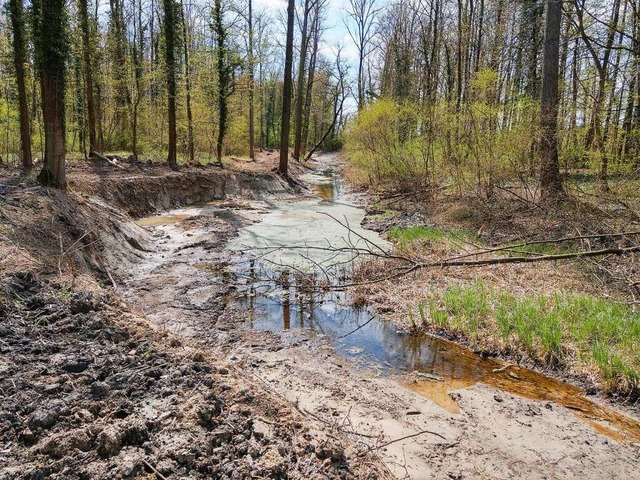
2,153,640,479
71,165,293,219
0,157,388,479
0,273,382,479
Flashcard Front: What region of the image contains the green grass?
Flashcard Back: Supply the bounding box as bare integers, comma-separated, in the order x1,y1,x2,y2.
388,226,478,248
507,242,570,256
420,282,640,394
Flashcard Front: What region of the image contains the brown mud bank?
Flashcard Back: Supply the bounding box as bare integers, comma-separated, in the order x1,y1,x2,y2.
0,163,389,479
68,162,295,219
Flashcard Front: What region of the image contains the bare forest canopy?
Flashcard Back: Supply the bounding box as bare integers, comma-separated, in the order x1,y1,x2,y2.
0,0,637,199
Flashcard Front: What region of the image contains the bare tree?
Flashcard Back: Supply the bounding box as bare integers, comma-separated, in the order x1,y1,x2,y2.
293,0,317,161
248,0,256,160
345,0,380,110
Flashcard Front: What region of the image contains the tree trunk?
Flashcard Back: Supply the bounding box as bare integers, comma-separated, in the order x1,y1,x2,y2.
9,0,33,170
248,0,255,160
539,0,563,199
163,0,178,168
301,8,320,156
214,0,229,165
110,0,131,148
78,0,100,153
279,0,296,176
293,0,312,161
180,0,195,164
35,0,68,189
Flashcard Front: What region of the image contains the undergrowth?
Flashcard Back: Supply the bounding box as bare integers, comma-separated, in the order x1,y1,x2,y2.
414,281,640,396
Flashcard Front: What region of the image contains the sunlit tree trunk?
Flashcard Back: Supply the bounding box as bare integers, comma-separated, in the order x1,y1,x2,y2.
163,0,178,168
279,0,295,176
293,0,312,161
9,0,32,169
34,0,68,189
213,0,230,165
179,0,195,164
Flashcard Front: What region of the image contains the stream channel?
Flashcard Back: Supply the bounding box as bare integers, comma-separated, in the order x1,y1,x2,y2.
141,155,640,443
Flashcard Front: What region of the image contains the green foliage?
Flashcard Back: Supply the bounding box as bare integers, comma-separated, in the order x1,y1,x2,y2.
387,225,478,248
345,98,427,186
420,283,640,393
345,70,540,194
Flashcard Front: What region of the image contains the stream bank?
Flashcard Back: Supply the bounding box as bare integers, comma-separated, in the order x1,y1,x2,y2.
125,153,640,478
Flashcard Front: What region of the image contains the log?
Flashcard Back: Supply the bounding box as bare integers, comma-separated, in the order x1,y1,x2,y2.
90,151,127,170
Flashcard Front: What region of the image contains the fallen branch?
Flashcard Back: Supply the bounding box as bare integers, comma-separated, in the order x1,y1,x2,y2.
429,245,640,268
446,231,640,263
90,151,127,170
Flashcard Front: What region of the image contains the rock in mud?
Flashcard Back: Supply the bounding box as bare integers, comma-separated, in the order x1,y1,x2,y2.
55,355,91,373
97,426,123,458
90,381,110,398
28,408,59,430
257,447,285,473
41,429,92,458
69,291,105,314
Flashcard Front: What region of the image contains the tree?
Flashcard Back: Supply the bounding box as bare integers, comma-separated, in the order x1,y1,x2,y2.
109,0,131,148
213,0,231,165
539,0,563,199
33,0,68,189
301,3,321,156
78,0,100,153
293,0,315,161
346,0,379,110
180,0,195,164
247,0,255,160
573,0,621,191
163,0,178,168
8,0,32,170
279,0,296,176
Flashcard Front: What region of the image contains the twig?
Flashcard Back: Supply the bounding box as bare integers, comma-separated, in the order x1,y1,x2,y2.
143,459,168,480
357,429,447,457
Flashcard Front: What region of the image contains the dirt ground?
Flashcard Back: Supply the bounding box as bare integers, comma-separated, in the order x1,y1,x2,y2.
2,154,640,479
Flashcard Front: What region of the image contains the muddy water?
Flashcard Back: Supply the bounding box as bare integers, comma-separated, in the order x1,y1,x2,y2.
221,154,640,443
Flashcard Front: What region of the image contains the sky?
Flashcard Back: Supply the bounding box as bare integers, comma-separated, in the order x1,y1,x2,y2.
254,0,363,65
254,0,372,111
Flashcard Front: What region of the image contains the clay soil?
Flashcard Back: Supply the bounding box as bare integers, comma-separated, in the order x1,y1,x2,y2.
1,154,640,479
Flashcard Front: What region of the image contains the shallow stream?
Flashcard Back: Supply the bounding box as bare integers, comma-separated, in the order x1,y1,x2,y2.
140,154,640,442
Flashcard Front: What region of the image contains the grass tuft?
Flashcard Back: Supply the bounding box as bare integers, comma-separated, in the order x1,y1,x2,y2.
419,282,640,394
388,226,478,248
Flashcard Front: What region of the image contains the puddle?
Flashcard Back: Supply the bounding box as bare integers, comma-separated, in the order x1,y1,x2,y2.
136,213,193,227
226,162,390,272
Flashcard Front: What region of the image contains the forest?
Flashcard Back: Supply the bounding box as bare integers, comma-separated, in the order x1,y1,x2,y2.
1,0,640,478
0,0,640,196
